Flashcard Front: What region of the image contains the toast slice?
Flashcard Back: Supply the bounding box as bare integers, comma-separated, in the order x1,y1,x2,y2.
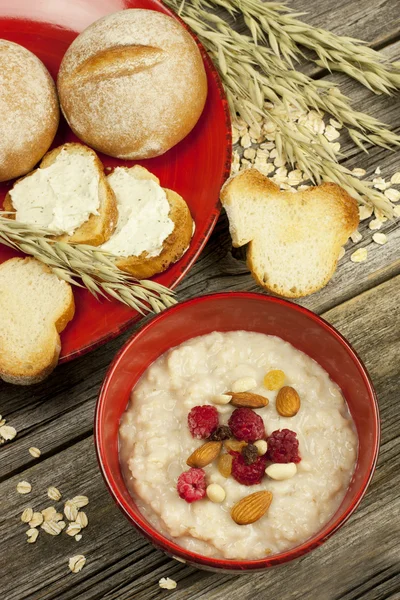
102,165,194,279
0,258,75,385
220,168,359,298
4,143,118,246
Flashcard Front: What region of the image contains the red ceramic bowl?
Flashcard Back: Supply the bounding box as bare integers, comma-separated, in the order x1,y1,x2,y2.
95,292,380,571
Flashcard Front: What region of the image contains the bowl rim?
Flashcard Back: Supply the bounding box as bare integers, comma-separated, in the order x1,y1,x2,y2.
95,291,380,570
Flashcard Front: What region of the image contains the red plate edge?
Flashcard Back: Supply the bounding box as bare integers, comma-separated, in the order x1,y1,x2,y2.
0,0,232,364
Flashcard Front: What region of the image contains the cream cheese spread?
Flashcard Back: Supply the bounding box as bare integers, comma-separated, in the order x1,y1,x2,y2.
102,168,174,258
10,148,100,235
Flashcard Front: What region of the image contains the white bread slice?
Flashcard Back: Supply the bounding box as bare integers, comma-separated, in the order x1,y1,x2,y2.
4,143,118,246
220,169,359,298
103,165,194,279
0,258,75,385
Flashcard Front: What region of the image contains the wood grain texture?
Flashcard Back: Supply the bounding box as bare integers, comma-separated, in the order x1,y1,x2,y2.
0,0,400,599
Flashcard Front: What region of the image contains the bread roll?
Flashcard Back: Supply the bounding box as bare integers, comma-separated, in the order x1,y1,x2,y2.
57,9,208,160
0,40,59,183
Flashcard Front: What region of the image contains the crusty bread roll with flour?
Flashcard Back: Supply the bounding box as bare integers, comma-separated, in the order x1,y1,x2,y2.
0,40,59,182
57,9,208,159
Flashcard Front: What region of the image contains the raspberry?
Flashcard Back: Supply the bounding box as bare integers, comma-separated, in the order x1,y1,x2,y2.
231,453,268,485
241,443,258,465
209,425,232,441
188,405,219,439
267,429,301,463
228,408,266,442
177,468,207,503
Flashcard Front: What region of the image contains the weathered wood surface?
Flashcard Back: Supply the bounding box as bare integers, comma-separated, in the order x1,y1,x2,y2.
1,0,399,599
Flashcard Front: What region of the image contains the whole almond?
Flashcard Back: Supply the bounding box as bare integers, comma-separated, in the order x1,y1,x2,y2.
231,491,273,525
276,386,300,417
186,441,222,468
228,392,269,409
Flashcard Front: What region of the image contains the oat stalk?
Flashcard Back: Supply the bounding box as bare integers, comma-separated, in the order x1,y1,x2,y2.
164,0,398,215
175,0,400,94
0,215,176,314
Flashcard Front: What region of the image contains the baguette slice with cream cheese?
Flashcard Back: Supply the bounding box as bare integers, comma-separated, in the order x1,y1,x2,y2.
4,143,117,246
102,165,194,279
0,257,75,385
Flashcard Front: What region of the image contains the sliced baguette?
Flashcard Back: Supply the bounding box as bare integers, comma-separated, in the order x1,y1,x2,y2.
4,143,118,246
0,257,75,385
105,165,194,279
220,168,359,298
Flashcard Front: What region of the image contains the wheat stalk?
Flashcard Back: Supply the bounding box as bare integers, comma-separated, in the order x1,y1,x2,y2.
0,215,176,314
164,0,398,215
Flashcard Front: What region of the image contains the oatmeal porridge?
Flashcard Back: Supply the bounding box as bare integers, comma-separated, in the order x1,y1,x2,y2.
119,331,357,560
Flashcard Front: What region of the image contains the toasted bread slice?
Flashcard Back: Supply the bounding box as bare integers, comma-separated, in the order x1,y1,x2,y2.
4,143,117,246
103,165,194,279
0,258,75,385
220,169,359,298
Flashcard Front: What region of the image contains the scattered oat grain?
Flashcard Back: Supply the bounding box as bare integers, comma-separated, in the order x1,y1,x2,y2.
71,496,89,509
393,206,400,217
359,205,373,220
369,219,383,231
26,528,39,543
75,512,88,528
29,512,44,528
69,555,86,573
64,501,79,522
159,577,177,590
375,166,381,175
41,520,64,536
48,486,62,501
372,233,387,245
329,119,343,129
41,506,57,521
350,230,362,243
17,481,31,494
352,168,366,178
66,522,82,536
384,188,400,202
0,425,17,441
390,172,400,185
75,534,82,541
350,248,368,263
21,508,34,523
28,447,41,458
324,125,340,141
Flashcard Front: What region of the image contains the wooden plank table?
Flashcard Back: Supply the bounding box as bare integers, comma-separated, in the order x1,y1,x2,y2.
1,1,399,598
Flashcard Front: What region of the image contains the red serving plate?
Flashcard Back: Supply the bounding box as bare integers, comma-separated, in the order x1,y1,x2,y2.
0,0,232,361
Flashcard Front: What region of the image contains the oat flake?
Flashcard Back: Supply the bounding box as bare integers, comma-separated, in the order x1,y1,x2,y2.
372,233,387,245
390,172,400,185
350,230,362,243
350,248,368,263
17,481,32,494
66,522,82,537
384,188,400,202
359,205,373,220
29,512,44,528
75,511,88,528
28,447,41,458
159,577,177,590
64,501,79,522
0,425,17,441
75,534,83,542
48,486,62,501
369,219,383,231
69,555,86,573
21,508,34,523
41,506,57,521
352,168,366,178
26,528,39,543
